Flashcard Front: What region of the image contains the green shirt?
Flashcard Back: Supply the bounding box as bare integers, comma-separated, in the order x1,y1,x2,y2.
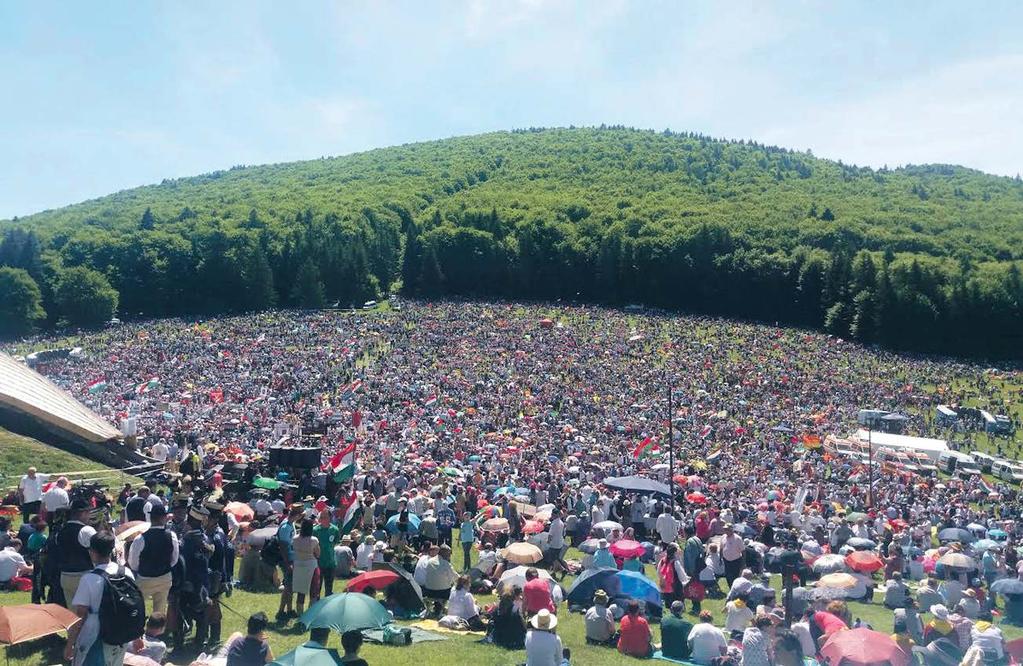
659,615,693,661
27,531,47,553
313,524,340,568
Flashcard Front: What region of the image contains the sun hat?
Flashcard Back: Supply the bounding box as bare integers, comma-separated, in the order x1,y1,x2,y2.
530,609,558,630
593,590,609,605
931,604,949,621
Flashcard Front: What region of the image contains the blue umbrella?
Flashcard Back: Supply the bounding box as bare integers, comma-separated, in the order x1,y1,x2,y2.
386,513,422,534
974,539,1000,552
989,529,1008,541
616,570,661,608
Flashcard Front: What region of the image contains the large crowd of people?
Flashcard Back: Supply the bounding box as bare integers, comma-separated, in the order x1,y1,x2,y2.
2,300,1023,665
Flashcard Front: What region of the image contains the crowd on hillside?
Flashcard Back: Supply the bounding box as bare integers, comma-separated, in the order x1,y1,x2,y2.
3,301,1023,665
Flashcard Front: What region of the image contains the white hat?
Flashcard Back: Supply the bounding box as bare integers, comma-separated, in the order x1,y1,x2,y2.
930,604,949,621
530,609,558,630
598,538,608,549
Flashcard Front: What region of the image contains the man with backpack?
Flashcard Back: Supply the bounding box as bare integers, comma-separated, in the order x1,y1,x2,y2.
56,499,98,607
64,531,146,666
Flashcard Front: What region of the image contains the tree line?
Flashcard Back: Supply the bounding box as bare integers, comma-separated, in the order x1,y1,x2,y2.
2,127,1021,358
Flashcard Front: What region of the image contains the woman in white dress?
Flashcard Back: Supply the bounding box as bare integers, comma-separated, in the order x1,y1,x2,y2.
292,518,320,616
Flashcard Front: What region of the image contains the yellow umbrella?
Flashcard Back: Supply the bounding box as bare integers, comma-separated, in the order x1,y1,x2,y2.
818,573,860,590
501,542,543,565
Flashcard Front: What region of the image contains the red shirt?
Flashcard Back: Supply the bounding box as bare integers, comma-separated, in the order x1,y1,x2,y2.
618,613,651,656
523,578,555,614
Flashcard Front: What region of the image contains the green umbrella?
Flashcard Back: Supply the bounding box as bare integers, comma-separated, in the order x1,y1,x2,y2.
272,643,344,666
444,467,463,477
253,476,282,490
300,593,392,634
846,512,867,523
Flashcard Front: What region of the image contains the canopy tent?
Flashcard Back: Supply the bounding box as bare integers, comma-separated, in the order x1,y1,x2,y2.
602,475,671,497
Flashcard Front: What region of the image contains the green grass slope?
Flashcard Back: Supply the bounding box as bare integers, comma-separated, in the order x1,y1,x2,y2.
0,427,134,495
2,127,1022,356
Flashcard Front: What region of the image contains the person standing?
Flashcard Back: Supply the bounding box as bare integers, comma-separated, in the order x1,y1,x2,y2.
313,510,339,596
18,467,48,523
180,507,214,648
459,512,476,572
64,531,139,666
721,524,745,587
276,504,303,621
292,518,320,617
56,499,98,607
203,505,232,647
546,510,568,580
42,476,71,516
128,503,179,615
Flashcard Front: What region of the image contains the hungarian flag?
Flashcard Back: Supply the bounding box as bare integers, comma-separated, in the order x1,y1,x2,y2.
326,441,357,482
424,395,438,407
136,377,160,395
632,436,658,459
337,491,362,535
87,378,108,394
698,425,713,439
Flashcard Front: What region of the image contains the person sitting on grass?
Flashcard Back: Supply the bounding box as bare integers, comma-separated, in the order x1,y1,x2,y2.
224,612,274,666
129,613,168,663
448,574,486,630
584,590,617,646
617,599,653,658
660,600,694,661
526,609,562,666
340,629,369,665
688,610,728,665
487,590,527,649
741,613,775,666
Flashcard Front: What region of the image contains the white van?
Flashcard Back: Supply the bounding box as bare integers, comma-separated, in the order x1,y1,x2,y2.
971,451,996,473
938,451,980,477
992,459,1023,484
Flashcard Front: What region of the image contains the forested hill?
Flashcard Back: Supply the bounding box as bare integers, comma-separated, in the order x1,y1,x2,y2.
2,127,1022,357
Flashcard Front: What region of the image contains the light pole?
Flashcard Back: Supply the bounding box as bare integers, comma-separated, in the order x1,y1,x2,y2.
667,384,675,514
867,426,873,508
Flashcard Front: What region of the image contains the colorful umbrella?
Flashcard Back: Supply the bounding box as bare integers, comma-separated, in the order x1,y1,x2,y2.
482,517,510,532
501,541,543,565
224,501,255,522
845,551,884,574
522,519,546,535
346,569,400,594
609,539,646,560
819,627,910,666
299,593,391,634
0,604,81,645
253,476,282,490
686,492,708,504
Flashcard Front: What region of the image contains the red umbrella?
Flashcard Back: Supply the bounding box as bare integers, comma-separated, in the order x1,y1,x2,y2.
813,611,848,636
224,501,255,522
609,539,646,559
346,569,400,594
686,492,707,505
819,627,910,666
845,551,884,573
672,475,689,486
522,520,545,535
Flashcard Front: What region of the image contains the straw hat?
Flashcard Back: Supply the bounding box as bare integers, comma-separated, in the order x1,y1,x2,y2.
530,609,558,630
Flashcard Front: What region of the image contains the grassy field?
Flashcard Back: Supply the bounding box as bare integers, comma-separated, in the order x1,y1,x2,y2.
4,538,1023,666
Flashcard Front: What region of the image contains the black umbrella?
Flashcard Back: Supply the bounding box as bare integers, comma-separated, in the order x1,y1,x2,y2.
371,562,425,613
938,527,975,544
990,578,1023,595
602,475,671,497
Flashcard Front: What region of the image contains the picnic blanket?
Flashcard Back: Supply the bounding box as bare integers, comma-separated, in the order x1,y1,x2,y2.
361,626,447,644
652,650,700,665
410,619,487,637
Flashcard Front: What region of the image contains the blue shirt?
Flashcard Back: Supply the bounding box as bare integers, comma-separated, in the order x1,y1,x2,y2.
593,548,616,569
277,520,295,560
460,520,476,543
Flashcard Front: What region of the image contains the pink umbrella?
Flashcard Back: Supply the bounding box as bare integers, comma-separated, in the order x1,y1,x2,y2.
522,520,545,535
609,539,646,559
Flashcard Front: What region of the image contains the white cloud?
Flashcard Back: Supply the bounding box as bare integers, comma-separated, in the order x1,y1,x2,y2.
759,54,1023,176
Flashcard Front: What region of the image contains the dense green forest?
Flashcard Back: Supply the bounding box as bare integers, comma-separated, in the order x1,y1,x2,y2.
2,127,1022,357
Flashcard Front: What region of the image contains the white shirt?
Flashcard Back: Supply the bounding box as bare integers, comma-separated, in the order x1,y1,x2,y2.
151,442,169,462
19,474,49,503
71,562,137,666
0,547,26,582
356,543,374,570
127,526,180,576
548,518,565,550
688,623,727,664
476,550,498,576
42,486,70,512
791,621,816,658
656,513,679,543
447,588,478,619
525,629,562,666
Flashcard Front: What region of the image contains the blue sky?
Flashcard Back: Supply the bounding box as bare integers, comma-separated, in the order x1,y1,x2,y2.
1,1,1021,219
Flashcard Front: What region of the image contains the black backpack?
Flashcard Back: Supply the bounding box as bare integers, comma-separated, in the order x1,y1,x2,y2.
94,566,146,645
260,534,284,567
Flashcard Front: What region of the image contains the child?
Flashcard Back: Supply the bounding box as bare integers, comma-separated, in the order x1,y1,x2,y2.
130,613,168,663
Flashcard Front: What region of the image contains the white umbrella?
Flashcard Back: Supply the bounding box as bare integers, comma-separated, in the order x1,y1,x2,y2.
498,566,563,603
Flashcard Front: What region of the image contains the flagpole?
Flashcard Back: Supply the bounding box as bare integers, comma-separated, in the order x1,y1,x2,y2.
668,384,675,515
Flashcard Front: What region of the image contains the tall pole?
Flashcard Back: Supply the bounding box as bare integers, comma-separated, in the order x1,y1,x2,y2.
867,426,873,508
668,384,675,515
